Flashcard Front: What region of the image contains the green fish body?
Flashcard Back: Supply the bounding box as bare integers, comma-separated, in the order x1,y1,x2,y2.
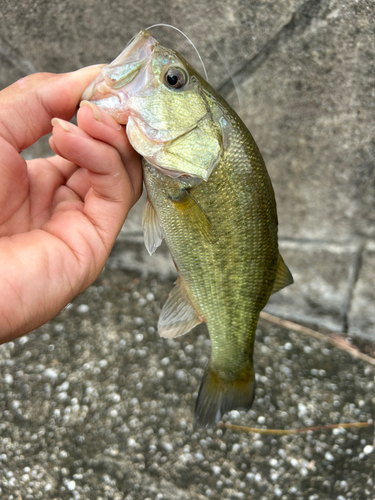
82,30,293,427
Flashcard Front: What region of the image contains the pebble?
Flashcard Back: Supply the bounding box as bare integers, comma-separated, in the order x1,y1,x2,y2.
274,486,282,496
43,368,59,380
67,480,76,491
212,465,221,475
4,374,13,384
363,445,374,455
57,381,69,392
162,442,174,453
228,410,240,419
298,403,308,417
77,304,89,313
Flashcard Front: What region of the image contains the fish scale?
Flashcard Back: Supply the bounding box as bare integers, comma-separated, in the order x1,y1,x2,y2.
82,29,293,427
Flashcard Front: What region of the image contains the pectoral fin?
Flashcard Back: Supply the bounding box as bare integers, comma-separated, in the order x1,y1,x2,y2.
142,197,163,255
271,253,294,295
158,277,202,338
169,189,214,244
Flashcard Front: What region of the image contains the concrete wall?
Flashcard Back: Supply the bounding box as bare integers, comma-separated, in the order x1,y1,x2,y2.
1,0,374,338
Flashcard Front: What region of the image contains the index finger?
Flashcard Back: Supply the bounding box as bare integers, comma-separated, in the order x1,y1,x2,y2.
0,65,104,153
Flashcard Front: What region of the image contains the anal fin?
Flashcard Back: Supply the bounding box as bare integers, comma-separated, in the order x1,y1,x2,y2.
158,277,202,338
271,253,294,295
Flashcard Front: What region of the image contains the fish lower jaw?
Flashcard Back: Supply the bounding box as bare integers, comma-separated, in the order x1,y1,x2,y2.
87,91,131,125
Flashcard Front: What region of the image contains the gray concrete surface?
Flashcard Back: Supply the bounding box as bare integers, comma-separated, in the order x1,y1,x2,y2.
0,267,374,499
3,0,373,338
0,0,306,90
224,0,375,243
348,241,375,340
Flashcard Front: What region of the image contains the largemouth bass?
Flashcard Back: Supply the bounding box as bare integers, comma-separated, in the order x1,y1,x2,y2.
82,30,293,428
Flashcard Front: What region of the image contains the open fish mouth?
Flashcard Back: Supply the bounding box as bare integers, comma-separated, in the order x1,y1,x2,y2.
82,29,224,180
81,30,157,124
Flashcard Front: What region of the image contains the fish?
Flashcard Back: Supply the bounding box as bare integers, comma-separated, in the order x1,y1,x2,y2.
82,30,293,428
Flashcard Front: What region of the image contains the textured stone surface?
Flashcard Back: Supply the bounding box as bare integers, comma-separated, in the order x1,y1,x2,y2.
225,0,375,242
349,241,375,341
0,0,304,90
109,238,175,280
0,267,374,500
265,239,361,332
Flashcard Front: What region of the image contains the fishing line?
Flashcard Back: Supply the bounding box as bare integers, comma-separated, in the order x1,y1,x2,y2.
124,25,240,106
145,23,209,82
211,40,242,108
125,33,137,48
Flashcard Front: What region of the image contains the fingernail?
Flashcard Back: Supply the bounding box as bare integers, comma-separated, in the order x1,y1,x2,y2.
80,100,101,121
51,118,71,132
80,100,121,131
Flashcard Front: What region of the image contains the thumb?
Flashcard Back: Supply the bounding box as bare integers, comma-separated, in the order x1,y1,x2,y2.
0,65,105,152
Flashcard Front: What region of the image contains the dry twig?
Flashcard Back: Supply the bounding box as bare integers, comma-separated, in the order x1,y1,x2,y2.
259,311,375,367
219,421,373,435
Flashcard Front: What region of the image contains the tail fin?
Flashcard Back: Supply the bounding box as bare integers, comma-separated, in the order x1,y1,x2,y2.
194,363,255,428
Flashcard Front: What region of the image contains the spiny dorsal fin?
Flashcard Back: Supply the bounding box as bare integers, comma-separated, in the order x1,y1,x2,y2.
158,277,202,338
271,253,294,295
142,197,163,255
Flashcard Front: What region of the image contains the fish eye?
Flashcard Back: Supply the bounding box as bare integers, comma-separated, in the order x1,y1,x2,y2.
164,67,187,89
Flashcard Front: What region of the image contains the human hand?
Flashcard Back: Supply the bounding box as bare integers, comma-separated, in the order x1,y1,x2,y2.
0,67,142,342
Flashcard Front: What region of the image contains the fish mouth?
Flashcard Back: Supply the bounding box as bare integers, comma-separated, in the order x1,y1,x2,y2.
81,30,157,124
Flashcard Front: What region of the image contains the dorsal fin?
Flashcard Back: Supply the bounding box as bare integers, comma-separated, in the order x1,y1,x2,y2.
271,253,294,295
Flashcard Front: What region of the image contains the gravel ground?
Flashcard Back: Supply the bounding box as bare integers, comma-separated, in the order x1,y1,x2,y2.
0,267,374,500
